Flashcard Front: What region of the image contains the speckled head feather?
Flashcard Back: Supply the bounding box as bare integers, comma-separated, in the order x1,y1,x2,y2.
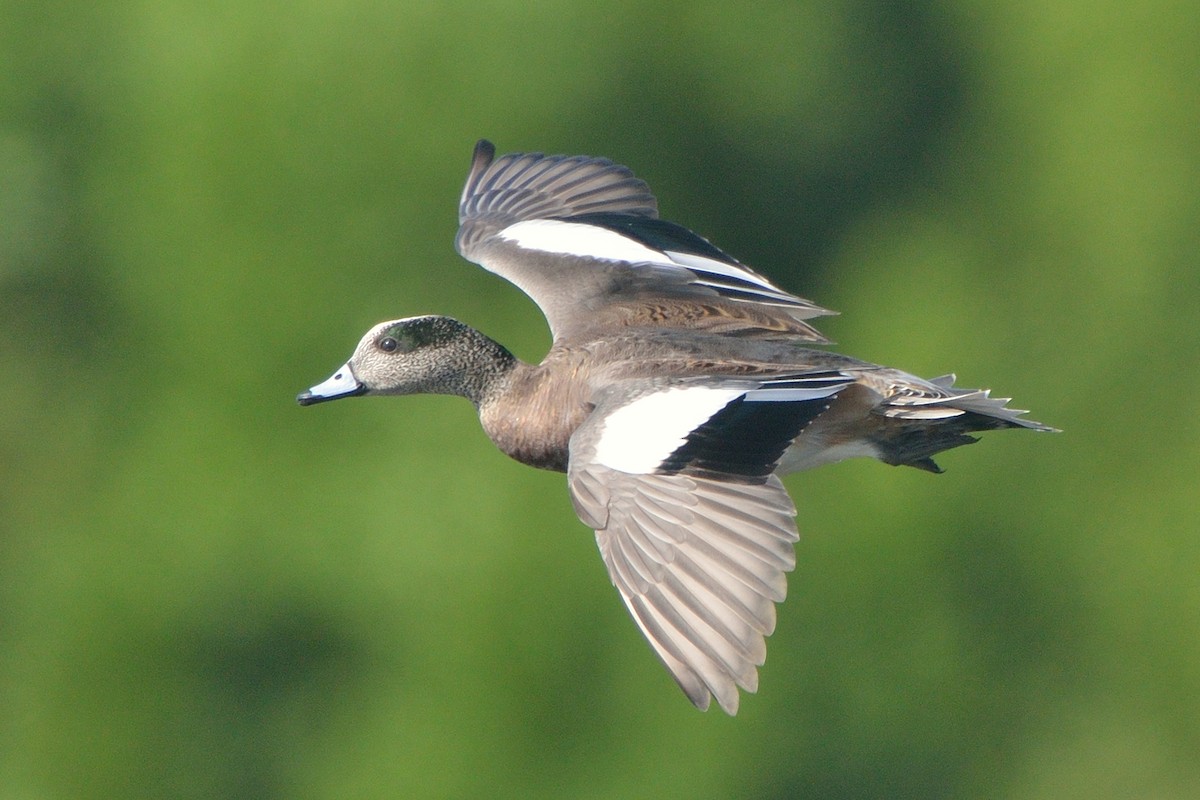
301,316,516,409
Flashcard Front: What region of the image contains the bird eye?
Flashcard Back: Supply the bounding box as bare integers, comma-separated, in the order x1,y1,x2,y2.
379,337,399,353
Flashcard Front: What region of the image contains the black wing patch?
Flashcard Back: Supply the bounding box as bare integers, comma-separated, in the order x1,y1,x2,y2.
658,393,834,480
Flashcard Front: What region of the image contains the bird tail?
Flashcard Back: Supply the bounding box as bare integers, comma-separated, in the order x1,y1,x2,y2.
870,373,1058,473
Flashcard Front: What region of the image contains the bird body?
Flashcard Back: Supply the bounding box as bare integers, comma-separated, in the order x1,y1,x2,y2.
299,140,1054,713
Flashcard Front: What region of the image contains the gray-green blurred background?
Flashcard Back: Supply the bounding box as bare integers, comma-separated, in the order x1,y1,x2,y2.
3,2,1197,798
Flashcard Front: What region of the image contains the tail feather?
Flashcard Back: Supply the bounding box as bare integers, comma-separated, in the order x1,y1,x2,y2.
867,373,1058,471
879,383,1058,433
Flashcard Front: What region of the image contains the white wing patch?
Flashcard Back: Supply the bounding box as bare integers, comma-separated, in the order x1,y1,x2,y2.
744,384,850,403
663,250,789,292
593,387,746,474
499,219,665,264
496,219,796,299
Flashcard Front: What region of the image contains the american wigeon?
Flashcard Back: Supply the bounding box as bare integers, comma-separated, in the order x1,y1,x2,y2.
299,140,1055,714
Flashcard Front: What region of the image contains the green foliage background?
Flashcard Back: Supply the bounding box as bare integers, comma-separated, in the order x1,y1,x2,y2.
3,2,1197,798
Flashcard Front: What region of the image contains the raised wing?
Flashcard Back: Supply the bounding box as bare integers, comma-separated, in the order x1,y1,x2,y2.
456,139,658,254
456,140,833,343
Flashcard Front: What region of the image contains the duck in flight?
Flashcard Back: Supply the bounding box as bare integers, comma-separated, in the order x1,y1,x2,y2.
298,140,1055,714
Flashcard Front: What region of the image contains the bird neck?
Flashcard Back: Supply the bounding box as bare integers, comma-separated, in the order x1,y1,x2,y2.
452,327,522,409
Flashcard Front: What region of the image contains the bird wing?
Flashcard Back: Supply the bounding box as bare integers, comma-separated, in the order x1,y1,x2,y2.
566,377,846,712
455,140,833,343
571,460,799,714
